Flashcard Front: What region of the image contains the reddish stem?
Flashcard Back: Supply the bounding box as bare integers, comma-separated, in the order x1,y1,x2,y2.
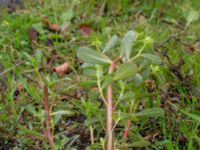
123,120,131,138
43,86,54,150
106,62,115,150
123,102,135,140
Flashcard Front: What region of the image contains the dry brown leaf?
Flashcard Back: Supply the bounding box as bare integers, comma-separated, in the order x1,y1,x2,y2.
48,23,61,32
79,24,94,36
28,27,39,45
42,17,61,32
53,62,70,76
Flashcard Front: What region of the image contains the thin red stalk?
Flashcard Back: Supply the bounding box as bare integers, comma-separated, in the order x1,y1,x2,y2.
123,103,135,139
106,62,115,150
123,120,131,138
43,85,54,150
113,56,121,63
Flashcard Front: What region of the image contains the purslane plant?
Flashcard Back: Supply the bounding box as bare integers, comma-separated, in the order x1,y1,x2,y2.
77,30,163,150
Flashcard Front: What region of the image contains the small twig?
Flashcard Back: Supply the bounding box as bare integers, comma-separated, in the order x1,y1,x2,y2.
43,86,54,150
60,93,80,100
161,19,185,30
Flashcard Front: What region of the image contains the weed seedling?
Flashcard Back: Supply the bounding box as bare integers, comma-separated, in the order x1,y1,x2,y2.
77,30,164,149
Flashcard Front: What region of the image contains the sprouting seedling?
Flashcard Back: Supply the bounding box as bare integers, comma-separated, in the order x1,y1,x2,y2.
77,30,162,150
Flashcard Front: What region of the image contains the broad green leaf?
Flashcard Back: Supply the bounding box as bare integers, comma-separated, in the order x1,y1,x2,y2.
77,47,111,64
121,30,136,60
114,63,138,80
103,35,118,53
133,73,143,86
135,107,164,118
143,54,162,65
62,9,74,22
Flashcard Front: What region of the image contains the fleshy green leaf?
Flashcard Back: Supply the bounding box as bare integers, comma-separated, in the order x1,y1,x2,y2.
114,63,138,80
62,9,74,22
121,30,136,60
77,47,111,64
135,107,164,118
51,110,74,116
133,73,143,86
103,35,118,53
143,54,162,65
138,59,149,70
140,66,151,80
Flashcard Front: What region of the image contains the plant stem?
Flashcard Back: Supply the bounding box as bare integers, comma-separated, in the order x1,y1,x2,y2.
106,62,115,150
123,101,137,141
43,86,54,150
123,120,131,139
130,43,147,62
90,126,94,145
